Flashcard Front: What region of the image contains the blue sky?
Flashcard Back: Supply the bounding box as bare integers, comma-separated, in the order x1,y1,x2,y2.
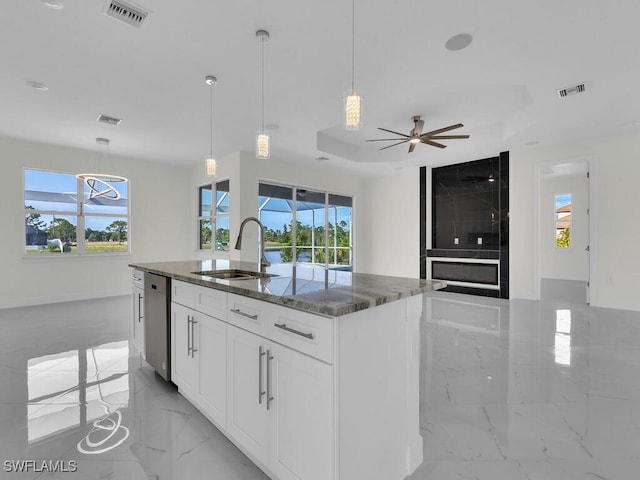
555,193,571,209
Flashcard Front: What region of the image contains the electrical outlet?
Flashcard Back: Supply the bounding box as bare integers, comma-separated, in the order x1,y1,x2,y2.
477,237,483,245
454,237,459,245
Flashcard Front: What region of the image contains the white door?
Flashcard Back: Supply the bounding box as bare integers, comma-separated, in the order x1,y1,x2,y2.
196,312,227,427
226,325,270,466
171,302,196,397
270,343,334,480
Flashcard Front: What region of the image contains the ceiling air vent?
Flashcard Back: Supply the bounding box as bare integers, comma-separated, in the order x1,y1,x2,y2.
103,0,149,28
97,114,122,126
557,83,586,98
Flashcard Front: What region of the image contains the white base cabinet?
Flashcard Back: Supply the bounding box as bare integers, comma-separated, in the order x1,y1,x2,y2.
171,283,228,428
226,324,333,480
131,270,145,356
170,280,423,480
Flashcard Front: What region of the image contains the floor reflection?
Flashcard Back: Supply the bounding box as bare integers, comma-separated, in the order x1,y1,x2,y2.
27,341,130,445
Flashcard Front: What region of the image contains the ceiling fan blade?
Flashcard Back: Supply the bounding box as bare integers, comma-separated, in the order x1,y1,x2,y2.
428,134,470,140
379,140,409,151
365,138,406,142
378,127,410,138
421,123,464,137
421,139,447,149
408,142,417,153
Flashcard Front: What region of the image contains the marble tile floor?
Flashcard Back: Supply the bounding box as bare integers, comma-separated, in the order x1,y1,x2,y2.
0,281,638,479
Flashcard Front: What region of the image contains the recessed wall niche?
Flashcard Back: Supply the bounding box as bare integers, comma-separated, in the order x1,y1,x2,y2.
420,152,509,298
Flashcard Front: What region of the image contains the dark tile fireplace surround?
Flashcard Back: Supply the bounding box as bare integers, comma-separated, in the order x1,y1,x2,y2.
420,152,509,298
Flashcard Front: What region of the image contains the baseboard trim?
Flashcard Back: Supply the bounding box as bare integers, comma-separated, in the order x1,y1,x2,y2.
0,289,130,310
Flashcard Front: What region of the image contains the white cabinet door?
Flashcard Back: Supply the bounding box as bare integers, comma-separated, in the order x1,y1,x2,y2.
226,325,271,467
196,311,227,428
171,302,196,398
270,343,334,480
132,286,145,356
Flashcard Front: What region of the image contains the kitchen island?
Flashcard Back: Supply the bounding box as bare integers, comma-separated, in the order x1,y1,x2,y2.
130,259,445,480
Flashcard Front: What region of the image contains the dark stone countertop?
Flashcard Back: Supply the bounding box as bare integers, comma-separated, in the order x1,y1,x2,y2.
129,259,446,317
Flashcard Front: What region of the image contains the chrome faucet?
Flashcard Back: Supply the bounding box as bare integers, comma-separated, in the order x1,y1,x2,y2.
234,217,271,272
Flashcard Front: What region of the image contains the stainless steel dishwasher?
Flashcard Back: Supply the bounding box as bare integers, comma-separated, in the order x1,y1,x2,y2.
144,272,171,381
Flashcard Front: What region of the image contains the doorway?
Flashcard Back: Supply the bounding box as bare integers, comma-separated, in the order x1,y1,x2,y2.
537,161,591,304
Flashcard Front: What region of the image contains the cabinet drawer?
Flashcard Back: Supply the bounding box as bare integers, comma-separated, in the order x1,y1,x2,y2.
227,294,273,337
269,308,334,364
172,280,195,308
195,285,227,321
132,269,144,288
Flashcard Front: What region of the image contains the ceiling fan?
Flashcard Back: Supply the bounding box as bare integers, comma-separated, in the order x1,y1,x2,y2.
366,115,469,153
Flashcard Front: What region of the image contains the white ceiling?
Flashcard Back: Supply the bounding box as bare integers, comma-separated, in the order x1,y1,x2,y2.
2,0,640,176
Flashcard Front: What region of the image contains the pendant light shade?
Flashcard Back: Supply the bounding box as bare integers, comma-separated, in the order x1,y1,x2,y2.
256,133,270,159
344,92,361,130
206,157,216,177
205,75,217,177
344,0,362,130
256,29,270,159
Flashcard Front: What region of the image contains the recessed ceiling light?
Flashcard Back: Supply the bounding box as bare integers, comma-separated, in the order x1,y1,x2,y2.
525,140,540,146
26,81,48,91
40,0,64,9
445,33,473,51
315,156,329,161
266,123,280,131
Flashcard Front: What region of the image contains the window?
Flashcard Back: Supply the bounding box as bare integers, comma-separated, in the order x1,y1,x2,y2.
258,182,353,270
555,193,571,248
198,180,229,252
24,169,129,255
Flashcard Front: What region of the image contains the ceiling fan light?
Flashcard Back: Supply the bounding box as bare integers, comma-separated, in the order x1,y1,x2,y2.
256,133,270,159
206,157,217,177
344,93,362,130
409,137,420,144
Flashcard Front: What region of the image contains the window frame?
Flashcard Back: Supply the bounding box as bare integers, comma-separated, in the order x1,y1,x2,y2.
258,181,353,269
198,179,230,256
23,167,130,257
555,192,572,249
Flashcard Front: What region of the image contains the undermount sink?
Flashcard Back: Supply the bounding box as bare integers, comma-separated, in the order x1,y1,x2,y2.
191,269,278,280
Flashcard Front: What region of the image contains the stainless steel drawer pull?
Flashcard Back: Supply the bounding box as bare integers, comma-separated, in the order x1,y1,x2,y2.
230,308,258,320
187,316,192,356
274,323,314,339
266,350,274,410
258,346,266,404
191,318,198,357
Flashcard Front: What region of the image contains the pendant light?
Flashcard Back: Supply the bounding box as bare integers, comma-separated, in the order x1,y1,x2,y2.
344,0,361,130
205,75,218,177
76,138,127,201
256,29,270,159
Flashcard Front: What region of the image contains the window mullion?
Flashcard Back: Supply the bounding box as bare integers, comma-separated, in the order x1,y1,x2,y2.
77,176,85,254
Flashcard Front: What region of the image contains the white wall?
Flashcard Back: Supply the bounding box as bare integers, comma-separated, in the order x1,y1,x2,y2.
539,174,589,281
0,136,192,308
511,131,640,310
191,152,365,267
359,169,421,278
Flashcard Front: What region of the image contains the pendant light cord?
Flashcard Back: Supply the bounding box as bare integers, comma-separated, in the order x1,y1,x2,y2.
209,84,214,159
351,0,355,92
261,39,265,133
